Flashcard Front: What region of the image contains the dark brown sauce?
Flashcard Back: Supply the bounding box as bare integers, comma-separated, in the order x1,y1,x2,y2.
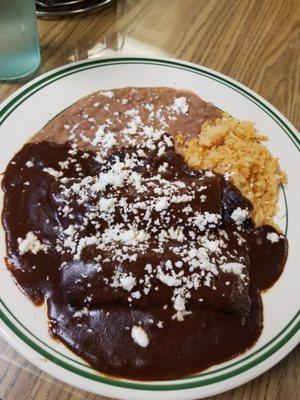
1,141,288,380
248,226,288,290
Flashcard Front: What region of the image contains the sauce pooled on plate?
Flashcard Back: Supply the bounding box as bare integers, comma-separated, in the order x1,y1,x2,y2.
1,88,288,380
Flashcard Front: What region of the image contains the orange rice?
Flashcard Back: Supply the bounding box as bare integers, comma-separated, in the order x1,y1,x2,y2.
175,114,287,226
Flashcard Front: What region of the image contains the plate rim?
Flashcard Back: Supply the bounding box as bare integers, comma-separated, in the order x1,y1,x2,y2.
0,55,299,395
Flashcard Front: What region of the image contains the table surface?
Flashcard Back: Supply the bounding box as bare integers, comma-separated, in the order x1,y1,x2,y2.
0,0,299,399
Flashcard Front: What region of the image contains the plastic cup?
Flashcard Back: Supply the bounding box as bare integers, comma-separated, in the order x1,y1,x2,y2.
0,0,41,80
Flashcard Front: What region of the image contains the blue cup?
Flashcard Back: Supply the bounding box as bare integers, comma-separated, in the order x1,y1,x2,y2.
0,0,41,80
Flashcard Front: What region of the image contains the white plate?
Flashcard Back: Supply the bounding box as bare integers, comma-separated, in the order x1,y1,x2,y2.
0,56,299,400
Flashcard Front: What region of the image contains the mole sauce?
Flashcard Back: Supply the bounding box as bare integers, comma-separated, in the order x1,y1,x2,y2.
1,139,287,380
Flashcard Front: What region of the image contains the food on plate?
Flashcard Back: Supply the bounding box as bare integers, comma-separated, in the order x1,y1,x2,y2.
1,87,288,380
176,114,287,225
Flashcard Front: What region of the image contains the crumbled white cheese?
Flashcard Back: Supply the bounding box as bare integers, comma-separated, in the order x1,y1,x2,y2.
17,232,48,255
224,171,234,181
219,262,245,276
73,236,98,260
158,162,168,173
155,197,170,212
168,227,185,242
43,167,63,179
191,212,221,231
171,97,189,114
131,291,141,299
131,326,149,347
125,108,139,117
73,307,89,318
111,269,137,291
173,294,186,311
172,310,192,321
171,194,193,203
58,160,69,169
100,90,114,98
157,269,181,287
231,207,249,225
145,103,153,111
98,198,116,212
266,232,280,243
